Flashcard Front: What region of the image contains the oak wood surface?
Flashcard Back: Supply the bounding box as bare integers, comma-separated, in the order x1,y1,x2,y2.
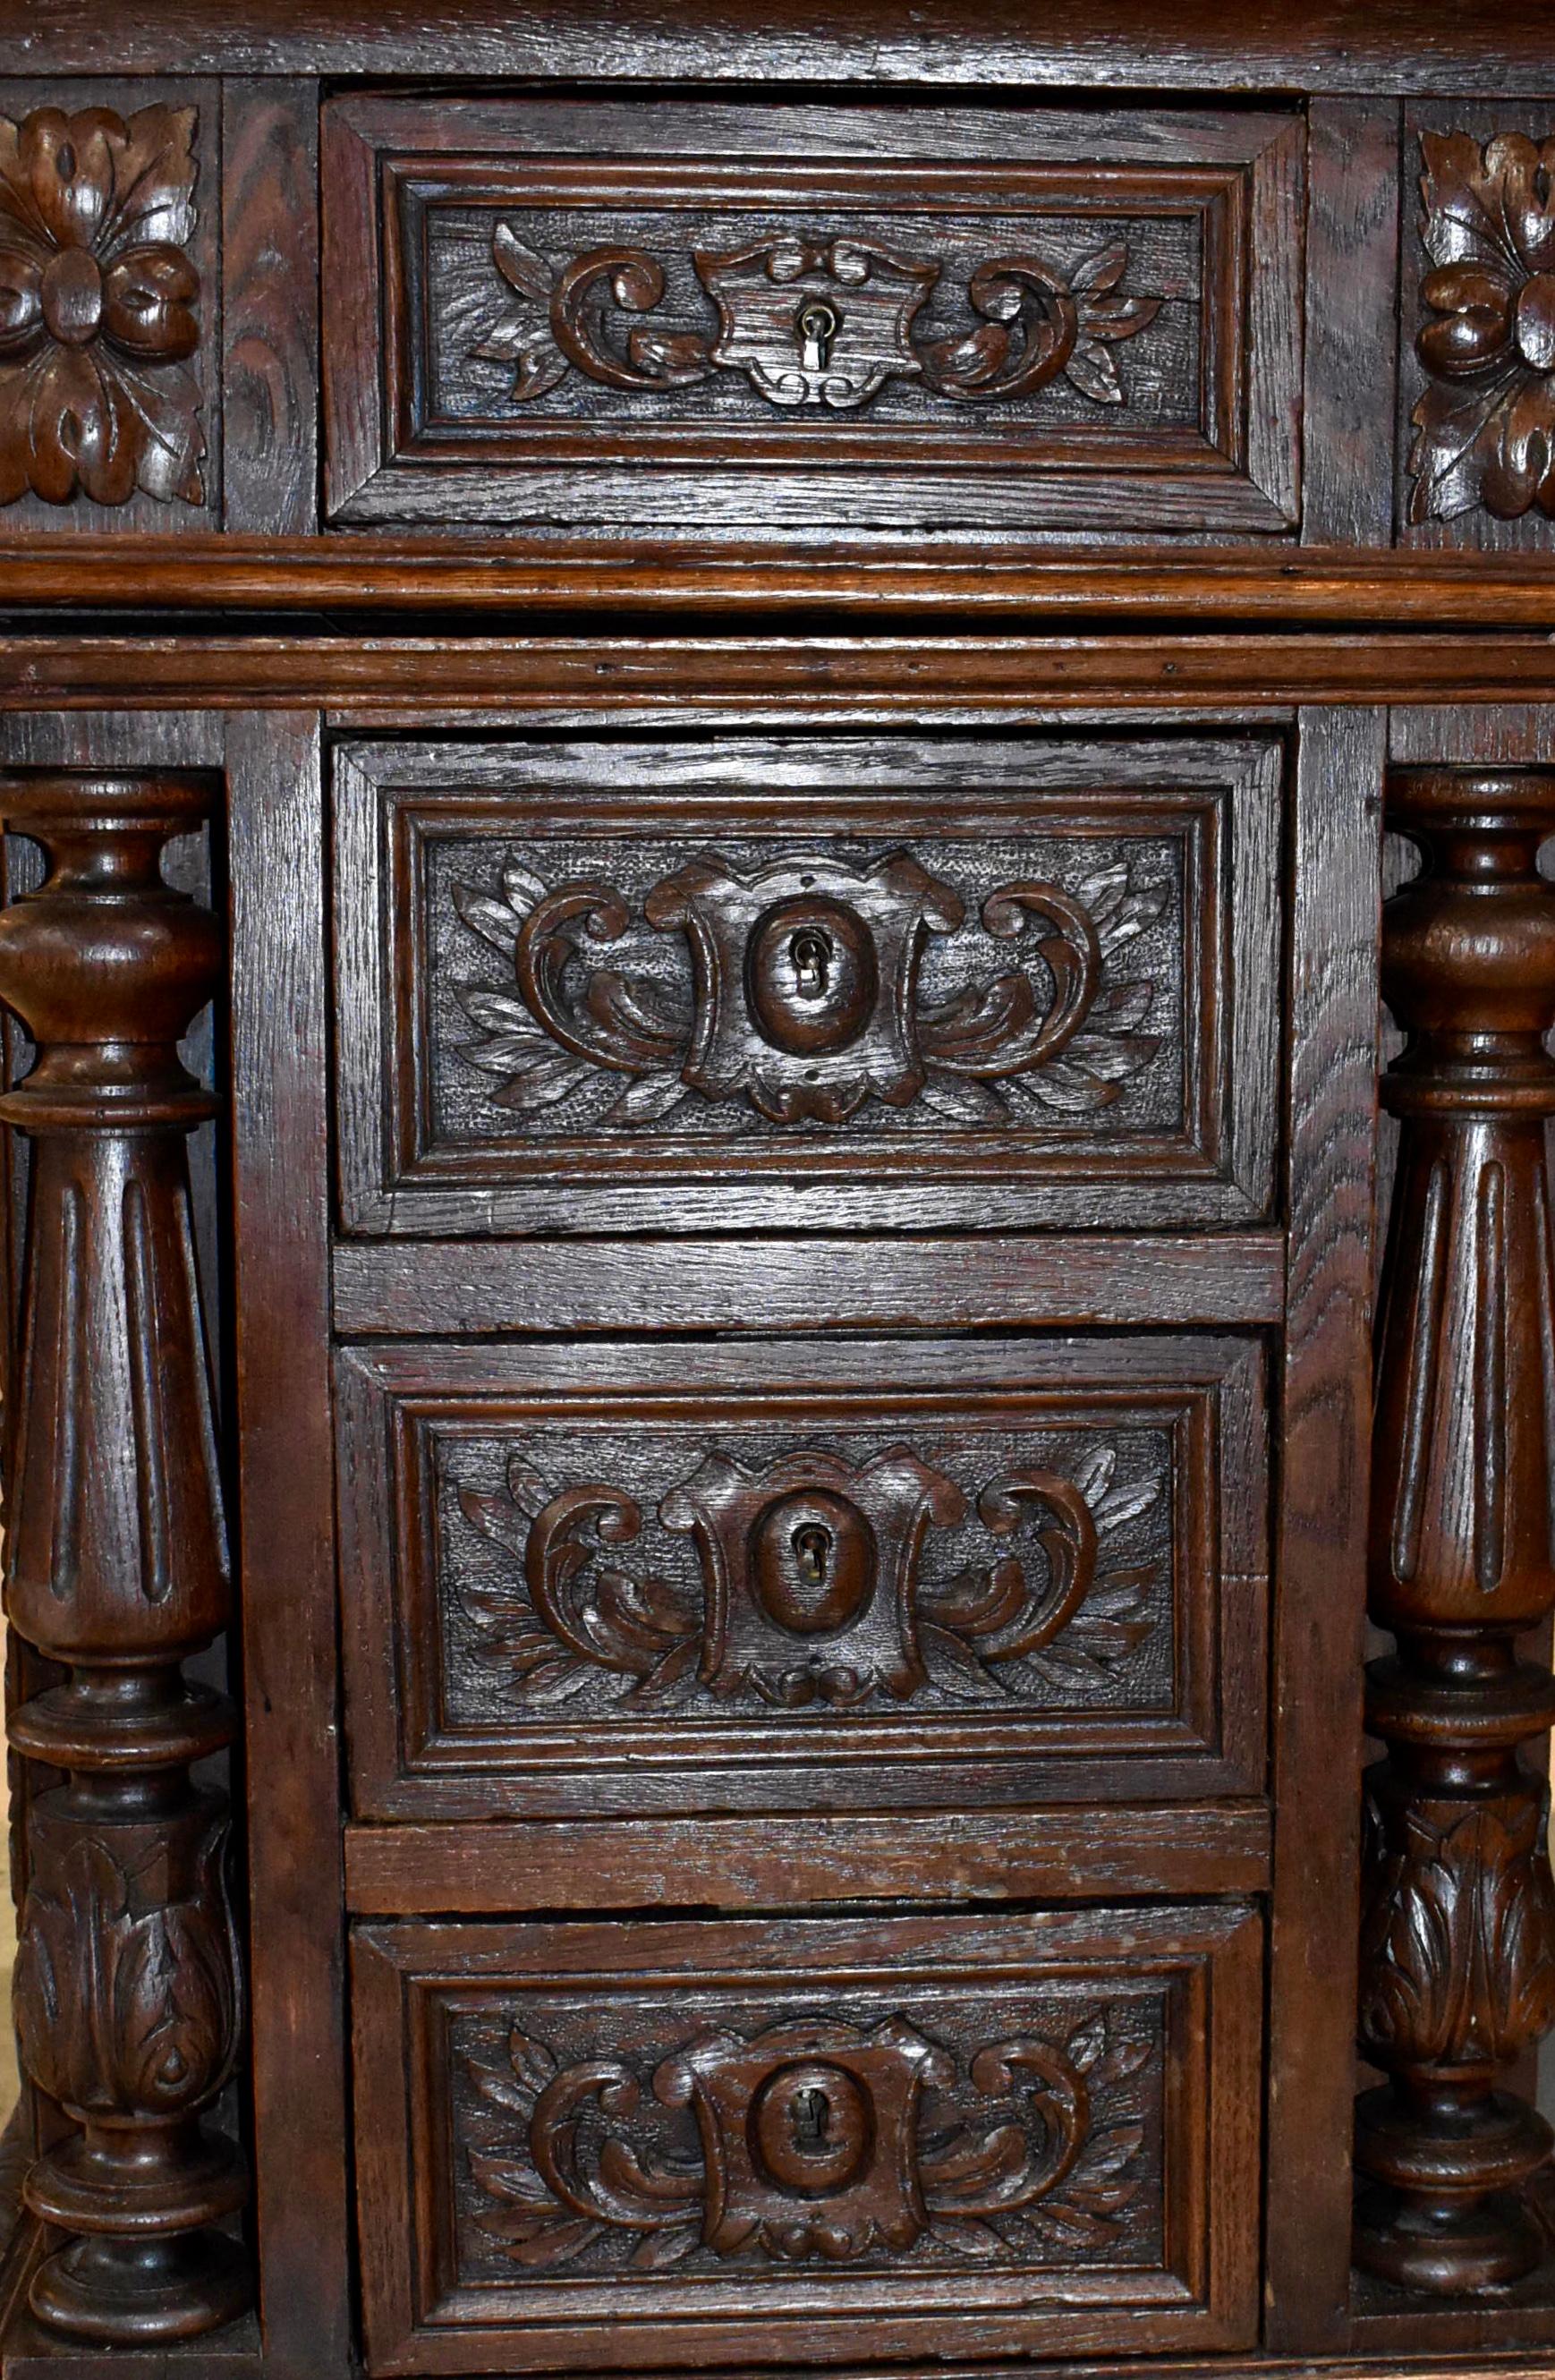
225,713,351,2380
331,1232,1287,1337
2,543,1555,618
10,636,1555,714
342,1805,1274,1912
4,0,1553,91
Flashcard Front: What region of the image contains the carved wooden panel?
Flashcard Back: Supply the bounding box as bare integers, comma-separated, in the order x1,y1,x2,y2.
1401,104,1555,551
322,94,1303,539
351,1906,1261,2372
0,79,219,531
333,734,1280,1235
336,1335,1267,1820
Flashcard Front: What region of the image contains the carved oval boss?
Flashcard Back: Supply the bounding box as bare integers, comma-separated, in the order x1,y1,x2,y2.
455,844,1164,1131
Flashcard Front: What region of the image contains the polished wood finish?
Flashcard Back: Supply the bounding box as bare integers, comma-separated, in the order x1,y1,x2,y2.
336,1335,1265,1818
1355,768,1555,2294
0,14,1551,2380
351,1907,1262,2372
0,773,247,2342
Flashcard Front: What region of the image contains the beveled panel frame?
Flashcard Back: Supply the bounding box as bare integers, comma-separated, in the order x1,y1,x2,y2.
332,732,1281,1237
335,1333,1268,1820
350,1905,1263,2374
322,93,1303,540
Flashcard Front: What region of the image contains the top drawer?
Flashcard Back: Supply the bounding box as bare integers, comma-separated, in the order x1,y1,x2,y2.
322,94,1304,540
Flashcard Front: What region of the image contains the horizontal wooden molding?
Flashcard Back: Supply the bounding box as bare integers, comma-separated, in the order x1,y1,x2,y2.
331,1232,1286,1335
344,1805,1272,1914
4,0,1554,89
8,634,1555,715
3,540,1555,622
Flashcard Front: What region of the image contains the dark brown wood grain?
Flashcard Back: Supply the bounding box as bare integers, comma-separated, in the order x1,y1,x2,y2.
343,1805,1272,1912
12,635,1555,714
4,0,1553,92
322,92,1301,541
1262,708,1384,2351
334,1334,1267,1820
1300,101,1401,548
0,770,247,2343
333,732,1279,1236
225,713,352,2380
351,1906,1262,2372
331,1232,1287,1337
1355,768,1555,2295
219,81,319,534
0,21,1553,2380
4,541,1555,617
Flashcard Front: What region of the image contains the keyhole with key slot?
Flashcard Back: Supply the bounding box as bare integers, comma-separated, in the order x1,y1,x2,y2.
798,300,838,374
790,929,830,1001
793,1522,830,1586
792,2087,831,2153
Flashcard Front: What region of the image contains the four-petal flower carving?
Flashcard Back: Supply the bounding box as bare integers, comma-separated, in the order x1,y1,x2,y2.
0,105,204,506
1410,130,1555,522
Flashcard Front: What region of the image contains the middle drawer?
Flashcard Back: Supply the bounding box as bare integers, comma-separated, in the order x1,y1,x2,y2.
336,1333,1266,1819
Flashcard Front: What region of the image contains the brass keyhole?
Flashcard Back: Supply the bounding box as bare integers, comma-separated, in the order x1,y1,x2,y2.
791,929,830,1000
793,1522,831,1585
793,2087,831,2154
798,300,838,374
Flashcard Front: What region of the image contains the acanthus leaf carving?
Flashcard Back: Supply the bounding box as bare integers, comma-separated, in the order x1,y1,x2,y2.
451,845,1164,1134
476,221,1162,415
458,1436,1160,1713
1409,130,1555,522
0,105,204,506
14,1815,242,2120
463,2004,1150,2274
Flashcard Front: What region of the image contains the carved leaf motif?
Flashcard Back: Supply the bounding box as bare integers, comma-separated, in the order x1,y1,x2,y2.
475,219,1161,415
453,846,1162,1131
463,2007,1149,2274
0,106,204,506
14,1823,242,2116
458,1437,1160,1712
1409,130,1555,522
1358,1784,1555,2068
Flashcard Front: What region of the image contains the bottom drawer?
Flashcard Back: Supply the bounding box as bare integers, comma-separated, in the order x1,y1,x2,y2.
352,1906,1261,2372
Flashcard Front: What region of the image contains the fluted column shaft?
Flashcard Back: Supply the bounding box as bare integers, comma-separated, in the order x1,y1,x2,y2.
0,774,249,2342
1356,767,1555,2295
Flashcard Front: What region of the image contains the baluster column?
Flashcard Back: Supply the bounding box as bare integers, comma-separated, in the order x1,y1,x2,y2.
1356,766,1555,2293
0,773,249,2340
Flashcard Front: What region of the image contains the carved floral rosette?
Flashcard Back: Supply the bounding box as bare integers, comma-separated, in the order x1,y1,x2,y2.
1410,130,1555,522
0,106,203,506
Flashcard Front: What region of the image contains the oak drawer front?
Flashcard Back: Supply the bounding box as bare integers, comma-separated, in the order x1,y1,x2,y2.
336,1335,1267,1819
351,1906,1262,2373
322,94,1302,540
334,733,1280,1235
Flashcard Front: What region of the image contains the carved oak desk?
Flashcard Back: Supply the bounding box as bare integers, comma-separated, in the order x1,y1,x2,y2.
3,7,1555,2380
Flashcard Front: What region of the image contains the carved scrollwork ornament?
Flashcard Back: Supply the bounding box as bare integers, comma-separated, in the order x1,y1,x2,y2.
478,222,1161,414
462,2005,1150,2274
459,1436,1160,1713
452,845,1164,1133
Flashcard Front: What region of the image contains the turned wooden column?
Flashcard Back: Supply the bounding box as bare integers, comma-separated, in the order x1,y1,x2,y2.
0,775,249,2341
1355,767,1555,2294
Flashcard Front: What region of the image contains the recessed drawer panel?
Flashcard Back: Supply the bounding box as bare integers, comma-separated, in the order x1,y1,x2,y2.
352,1906,1262,2373
322,93,1303,540
333,733,1280,1234
336,1335,1267,1818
